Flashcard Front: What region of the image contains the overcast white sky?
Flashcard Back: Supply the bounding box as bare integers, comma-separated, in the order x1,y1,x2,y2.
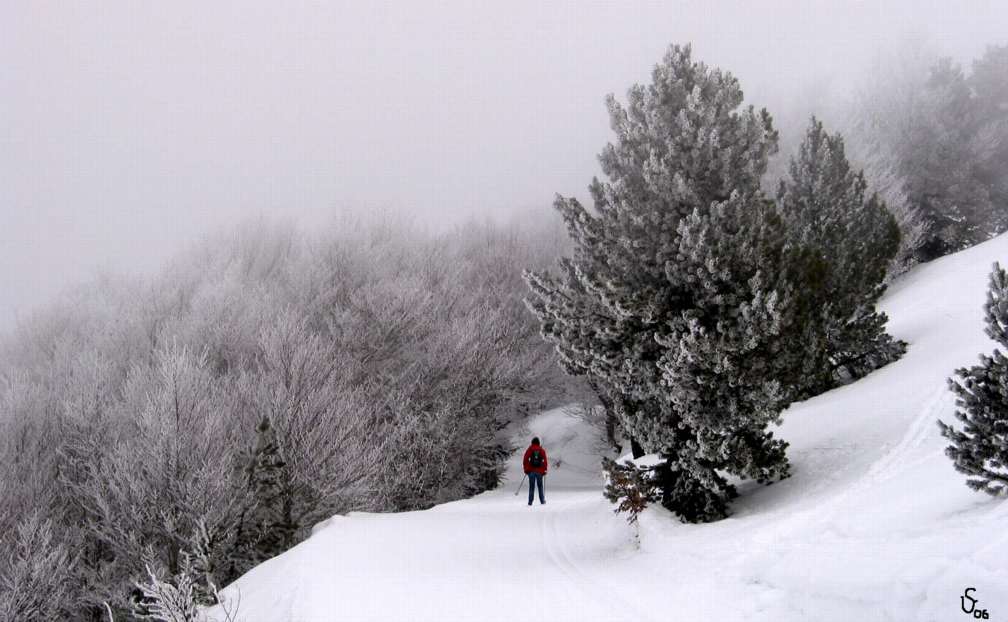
2,1,1006,330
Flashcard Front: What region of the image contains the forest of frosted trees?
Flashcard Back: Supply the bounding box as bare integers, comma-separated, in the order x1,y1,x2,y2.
1,40,1006,621
0,218,579,619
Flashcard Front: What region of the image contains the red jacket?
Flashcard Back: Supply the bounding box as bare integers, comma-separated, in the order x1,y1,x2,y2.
522,443,548,475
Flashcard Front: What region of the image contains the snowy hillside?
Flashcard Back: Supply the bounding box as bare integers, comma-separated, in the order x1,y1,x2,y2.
212,235,1008,622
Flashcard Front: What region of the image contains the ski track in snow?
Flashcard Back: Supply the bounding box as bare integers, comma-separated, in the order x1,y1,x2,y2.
539,506,617,619
866,384,952,483
783,383,953,535
541,500,657,622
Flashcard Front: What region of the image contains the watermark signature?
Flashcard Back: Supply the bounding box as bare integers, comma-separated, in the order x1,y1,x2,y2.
962,587,990,619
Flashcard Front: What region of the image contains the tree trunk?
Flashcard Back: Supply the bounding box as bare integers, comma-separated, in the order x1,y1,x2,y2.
630,437,645,459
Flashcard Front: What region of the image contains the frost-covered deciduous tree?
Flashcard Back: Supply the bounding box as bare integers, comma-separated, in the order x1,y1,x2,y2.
777,118,904,394
0,214,573,617
128,552,240,622
970,44,1008,235
845,43,1008,262
71,343,242,613
839,41,938,273
526,44,801,522
904,58,994,256
939,262,1008,495
0,513,78,621
854,143,929,278
235,312,371,541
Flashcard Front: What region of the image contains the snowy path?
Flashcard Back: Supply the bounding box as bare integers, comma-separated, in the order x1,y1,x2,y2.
215,408,651,622
215,234,1008,622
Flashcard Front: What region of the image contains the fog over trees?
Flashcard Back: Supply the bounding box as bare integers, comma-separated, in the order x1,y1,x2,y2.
0,218,578,618
2,1,1007,330
2,2,1007,620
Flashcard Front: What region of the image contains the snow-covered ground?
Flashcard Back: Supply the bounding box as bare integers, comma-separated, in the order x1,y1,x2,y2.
213,235,1008,622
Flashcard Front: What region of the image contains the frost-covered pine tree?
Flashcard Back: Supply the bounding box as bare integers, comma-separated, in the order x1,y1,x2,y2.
525,44,800,522
938,262,1008,495
247,416,295,555
776,118,904,396
228,416,293,581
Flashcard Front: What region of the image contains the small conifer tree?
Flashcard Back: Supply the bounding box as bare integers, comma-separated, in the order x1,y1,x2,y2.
938,262,1008,495
227,416,293,581
601,458,659,524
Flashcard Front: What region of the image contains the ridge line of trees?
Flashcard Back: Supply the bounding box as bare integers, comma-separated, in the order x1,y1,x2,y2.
0,217,578,620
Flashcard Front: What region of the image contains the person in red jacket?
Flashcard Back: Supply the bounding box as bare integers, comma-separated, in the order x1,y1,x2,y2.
522,437,548,505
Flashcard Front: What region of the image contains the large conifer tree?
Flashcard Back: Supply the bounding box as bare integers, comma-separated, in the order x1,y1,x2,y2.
525,45,799,522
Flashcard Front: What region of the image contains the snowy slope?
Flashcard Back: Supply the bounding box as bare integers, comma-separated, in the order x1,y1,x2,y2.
212,234,1008,622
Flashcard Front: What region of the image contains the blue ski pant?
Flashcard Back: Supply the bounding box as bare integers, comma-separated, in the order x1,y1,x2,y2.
527,472,545,505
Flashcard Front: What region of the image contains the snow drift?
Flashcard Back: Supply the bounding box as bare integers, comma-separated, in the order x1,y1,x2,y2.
212,234,1008,622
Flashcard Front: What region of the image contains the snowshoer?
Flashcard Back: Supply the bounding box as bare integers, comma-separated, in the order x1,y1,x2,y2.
522,437,548,505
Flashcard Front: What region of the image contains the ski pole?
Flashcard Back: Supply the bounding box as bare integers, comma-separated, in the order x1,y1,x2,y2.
514,473,527,496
